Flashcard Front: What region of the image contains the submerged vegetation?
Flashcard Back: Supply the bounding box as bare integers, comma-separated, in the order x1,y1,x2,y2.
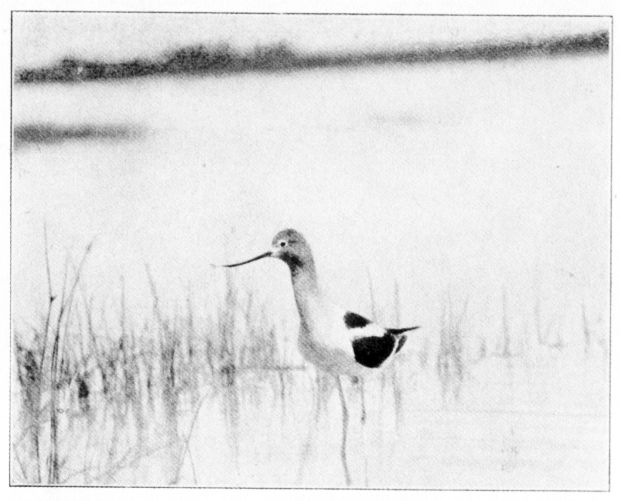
15,30,609,84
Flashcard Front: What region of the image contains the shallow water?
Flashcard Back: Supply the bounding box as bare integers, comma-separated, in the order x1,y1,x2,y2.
11,54,611,488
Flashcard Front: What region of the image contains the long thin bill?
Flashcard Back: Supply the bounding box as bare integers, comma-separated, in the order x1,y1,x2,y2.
212,251,272,268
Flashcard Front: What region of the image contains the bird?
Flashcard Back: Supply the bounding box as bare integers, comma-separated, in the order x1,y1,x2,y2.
212,228,420,485
213,228,419,376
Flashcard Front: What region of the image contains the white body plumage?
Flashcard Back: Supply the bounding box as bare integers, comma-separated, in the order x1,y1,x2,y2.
216,228,419,376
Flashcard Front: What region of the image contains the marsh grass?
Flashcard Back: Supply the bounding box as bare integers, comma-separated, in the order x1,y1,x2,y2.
12,238,293,484
11,241,608,486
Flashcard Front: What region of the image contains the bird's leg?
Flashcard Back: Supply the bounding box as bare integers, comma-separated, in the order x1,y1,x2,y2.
336,376,352,486
360,377,367,425
359,376,369,486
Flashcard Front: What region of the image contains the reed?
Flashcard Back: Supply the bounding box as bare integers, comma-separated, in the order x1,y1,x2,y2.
436,293,466,403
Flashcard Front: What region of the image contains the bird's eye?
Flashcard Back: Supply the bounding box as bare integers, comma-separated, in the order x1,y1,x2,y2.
279,241,286,247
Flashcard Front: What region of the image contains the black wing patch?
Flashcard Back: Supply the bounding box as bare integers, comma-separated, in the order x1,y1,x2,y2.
344,311,370,329
352,335,395,368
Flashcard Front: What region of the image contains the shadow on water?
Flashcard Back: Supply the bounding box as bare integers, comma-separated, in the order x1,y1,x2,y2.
13,123,145,149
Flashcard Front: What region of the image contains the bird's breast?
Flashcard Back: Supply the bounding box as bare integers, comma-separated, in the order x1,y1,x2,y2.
297,321,362,376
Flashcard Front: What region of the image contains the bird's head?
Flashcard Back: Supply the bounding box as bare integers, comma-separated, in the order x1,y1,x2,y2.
213,228,314,272
269,228,313,269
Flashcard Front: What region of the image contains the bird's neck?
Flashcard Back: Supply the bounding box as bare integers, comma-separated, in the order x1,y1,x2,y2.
287,257,322,327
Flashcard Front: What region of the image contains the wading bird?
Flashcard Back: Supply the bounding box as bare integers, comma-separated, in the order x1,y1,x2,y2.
213,228,419,484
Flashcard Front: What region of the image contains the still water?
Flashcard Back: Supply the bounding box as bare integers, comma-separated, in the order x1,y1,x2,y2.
11,54,610,489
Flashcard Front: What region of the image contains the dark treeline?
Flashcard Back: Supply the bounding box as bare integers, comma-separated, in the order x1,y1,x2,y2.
16,30,608,84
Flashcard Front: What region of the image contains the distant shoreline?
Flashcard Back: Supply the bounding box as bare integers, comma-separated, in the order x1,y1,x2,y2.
15,30,608,84
13,123,143,148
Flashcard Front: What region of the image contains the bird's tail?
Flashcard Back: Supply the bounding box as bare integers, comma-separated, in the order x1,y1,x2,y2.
387,326,420,336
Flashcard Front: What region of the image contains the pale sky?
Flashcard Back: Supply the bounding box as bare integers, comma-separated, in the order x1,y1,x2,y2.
13,12,609,68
